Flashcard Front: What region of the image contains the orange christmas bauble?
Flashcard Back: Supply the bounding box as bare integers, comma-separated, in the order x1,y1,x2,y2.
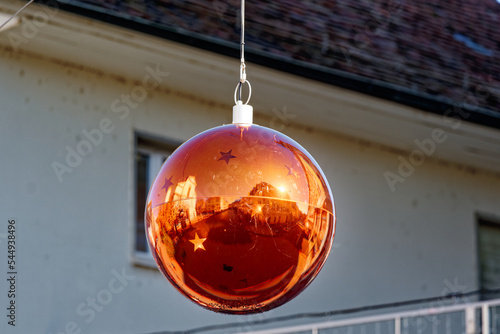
145,124,335,314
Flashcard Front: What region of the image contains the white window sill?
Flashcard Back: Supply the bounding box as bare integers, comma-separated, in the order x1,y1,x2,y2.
132,251,158,269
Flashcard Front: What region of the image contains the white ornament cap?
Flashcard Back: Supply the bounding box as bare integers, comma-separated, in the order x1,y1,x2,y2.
233,101,253,125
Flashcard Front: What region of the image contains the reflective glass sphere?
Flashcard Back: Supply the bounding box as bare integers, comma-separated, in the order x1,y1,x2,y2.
145,124,335,314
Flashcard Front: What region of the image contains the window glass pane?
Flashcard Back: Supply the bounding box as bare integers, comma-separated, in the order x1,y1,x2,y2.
135,135,177,261
135,152,149,253
478,220,500,300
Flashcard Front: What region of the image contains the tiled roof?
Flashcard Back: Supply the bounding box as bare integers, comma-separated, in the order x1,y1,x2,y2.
63,0,500,114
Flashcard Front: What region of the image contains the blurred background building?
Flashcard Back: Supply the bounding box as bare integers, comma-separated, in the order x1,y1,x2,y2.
1,0,500,333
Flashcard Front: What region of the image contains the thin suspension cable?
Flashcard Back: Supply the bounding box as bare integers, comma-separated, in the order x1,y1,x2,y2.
0,0,35,31
240,0,246,81
237,0,247,102
234,0,251,105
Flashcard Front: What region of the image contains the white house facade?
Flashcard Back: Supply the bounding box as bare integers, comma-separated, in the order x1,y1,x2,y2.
1,1,500,333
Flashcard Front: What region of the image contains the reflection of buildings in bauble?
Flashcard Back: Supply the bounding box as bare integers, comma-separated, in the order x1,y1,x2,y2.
304,207,330,256
146,201,156,249
293,147,328,210
288,146,330,246
233,182,301,228
196,196,229,215
155,175,198,235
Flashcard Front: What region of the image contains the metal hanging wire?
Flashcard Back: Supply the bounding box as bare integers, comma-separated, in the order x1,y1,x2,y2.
240,0,246,84
235,0,251,105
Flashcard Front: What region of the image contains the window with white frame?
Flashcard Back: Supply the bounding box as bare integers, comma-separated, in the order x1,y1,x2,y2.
133,134,177,266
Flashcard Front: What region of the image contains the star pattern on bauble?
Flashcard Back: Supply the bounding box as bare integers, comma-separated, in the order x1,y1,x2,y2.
161,176,173,191
189,233,207,252
218,150,237,164
285,165,299,178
